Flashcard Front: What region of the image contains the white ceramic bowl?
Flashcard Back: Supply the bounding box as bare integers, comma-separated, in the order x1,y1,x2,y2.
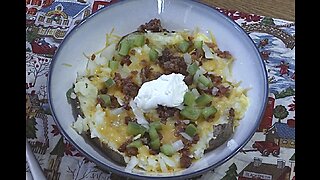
48,0,268,179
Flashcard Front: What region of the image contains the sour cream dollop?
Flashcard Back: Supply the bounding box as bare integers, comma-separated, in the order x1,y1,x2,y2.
134,73,188,112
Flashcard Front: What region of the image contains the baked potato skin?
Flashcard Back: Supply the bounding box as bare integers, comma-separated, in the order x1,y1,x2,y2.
84,132,126,166
204,115,234,153
68,90,126,166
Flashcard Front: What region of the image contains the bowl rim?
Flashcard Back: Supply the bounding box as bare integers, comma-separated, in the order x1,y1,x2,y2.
47,0,268,179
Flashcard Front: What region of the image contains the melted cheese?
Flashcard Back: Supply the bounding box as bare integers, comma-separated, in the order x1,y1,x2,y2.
96,109,131,148
161,120,179,144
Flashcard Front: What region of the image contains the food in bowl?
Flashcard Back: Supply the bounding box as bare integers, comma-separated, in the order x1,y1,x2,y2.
67,19,249,173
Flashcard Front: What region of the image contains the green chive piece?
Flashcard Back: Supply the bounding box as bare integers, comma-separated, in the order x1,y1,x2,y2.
187,63,199,76
150,138,160,150
202,106,217,119
178,40,190,53
148,126,159,141
109,60,119,71
185,124,197,137
198,74,213,87
105,78,115,87
99,94,111,106
118,40,131,56
194,41,203,49
149,126,160,150
127,140,143,148
160,144,175,156
127,122,147,136
183,92,196,106
132,34,145,47
149,48,158,62
150,121,162,130
180,106,201,121
195,94,212,106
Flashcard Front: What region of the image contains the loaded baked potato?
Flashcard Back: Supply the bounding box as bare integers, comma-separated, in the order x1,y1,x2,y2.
67,19,249,173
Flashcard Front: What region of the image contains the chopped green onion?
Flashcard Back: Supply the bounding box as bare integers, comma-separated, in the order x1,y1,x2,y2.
149,126,160,150
105,78,115,87
194,41,203,49
148,126,159,141
187,63,199,75
127,122,147,136
150,121,162,130
195,94,212,106
118,40,131,56
183,92,196,106
198,74,213,87
131,34,145,47
202,106,217,119
160,144,175,156
180,106,201,121
185,124,197,137
127,140,143,148
149,48,158,62
109,60,119,71
150,138,160,150
178,40,190,53
99,94,111,106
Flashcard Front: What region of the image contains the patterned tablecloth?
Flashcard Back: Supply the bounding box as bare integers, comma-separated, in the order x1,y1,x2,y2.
26,1,295,179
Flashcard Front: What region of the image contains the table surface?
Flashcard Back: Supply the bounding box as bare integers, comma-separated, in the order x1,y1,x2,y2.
200,0,295,21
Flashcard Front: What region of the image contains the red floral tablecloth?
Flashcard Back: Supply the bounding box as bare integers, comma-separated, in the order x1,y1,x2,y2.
26,1,295,179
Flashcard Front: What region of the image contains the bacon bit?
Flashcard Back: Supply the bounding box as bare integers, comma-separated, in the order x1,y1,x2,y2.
188,36,194,41
122,79,139,101
228,108,235,121
114,73,122,86
110,95,121,109
113,73,140,102
192,134,200,144
215,85,230,97
180,155,192,168
157,105,179,123
122,102,131,110
124,116,137,125
131,70,139,75
206,74,222,85
140,59,148,67
96,97,107,108
183,75,193,86
99,88,108,94
217,50,232,59
126,147,138,157
205,42,218,51
174,120,187,137
205,42,232,59
120,55,132,66
158,48,188,75
118,138,133,153
178,148,190,157
140,66,154,83
149,149,160,155
124,116,131,125
137,18,165,32
91,54,96,61
181,136,193,147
